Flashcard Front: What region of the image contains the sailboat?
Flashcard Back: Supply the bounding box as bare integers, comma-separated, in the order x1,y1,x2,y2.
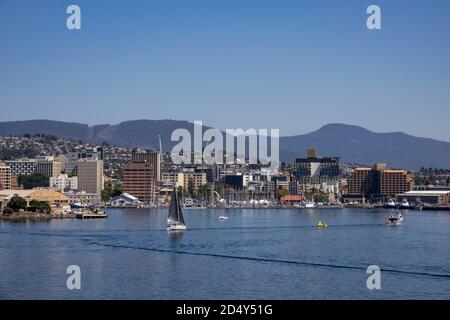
167,187,187,231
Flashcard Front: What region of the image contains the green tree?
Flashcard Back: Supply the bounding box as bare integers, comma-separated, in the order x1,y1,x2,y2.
187,178,195,197
18,173,49,189
276,188,289,200
2,207,13,215
112,184,123,198
101,183,123,201
29,200,52,214
8,196,27,212
101,182,113,202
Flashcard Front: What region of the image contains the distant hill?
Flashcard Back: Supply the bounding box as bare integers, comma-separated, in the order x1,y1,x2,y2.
1,120,449,170
279,123,450,169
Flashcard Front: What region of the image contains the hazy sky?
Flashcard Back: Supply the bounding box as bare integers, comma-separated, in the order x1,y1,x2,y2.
1,0,449,140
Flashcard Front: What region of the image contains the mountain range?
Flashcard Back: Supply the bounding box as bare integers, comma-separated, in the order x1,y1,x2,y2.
0,119,449,170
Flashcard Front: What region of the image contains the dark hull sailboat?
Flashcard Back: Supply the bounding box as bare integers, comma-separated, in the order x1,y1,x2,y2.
167,187,186,231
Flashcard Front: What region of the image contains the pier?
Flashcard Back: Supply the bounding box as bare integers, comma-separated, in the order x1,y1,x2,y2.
76,210,108,219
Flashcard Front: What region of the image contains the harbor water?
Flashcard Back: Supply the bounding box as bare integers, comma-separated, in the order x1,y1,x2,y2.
0,208,449,299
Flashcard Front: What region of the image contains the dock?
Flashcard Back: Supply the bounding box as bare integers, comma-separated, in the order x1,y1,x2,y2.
76,211,108,219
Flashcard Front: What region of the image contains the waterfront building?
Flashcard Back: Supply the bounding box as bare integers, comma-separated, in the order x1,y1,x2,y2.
397,190,450,205
347,163,414,200
77,159,104,195
63,191,100,206
0,161,12,190
110,193,141,207
280,195,304,204
0,188,69,210
122,150,159,202
123,161,155,202
292,149,340,185
50,174,78,192
5,158,37,176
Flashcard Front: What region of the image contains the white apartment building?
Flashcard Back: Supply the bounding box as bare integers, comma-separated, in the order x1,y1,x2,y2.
50,174,78,192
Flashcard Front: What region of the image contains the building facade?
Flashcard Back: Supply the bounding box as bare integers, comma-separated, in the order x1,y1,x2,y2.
77,159,104,195
0,161,12,190
177,171,207,191
122,150,161,202
292,149,340,185
65,147,103,174
122,162,155,202
36,157,62,178
5,158,37,176
348,163,413,199
50,174,78,192
397,190,450,205
131,150,161,181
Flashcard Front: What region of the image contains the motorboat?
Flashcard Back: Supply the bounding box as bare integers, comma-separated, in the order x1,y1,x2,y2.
386,211,404,226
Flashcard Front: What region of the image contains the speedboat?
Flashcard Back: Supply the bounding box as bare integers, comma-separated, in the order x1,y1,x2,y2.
219,215,229,220
386,211,403,226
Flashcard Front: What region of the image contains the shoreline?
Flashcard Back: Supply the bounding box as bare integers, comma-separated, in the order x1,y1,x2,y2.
0,213,77,221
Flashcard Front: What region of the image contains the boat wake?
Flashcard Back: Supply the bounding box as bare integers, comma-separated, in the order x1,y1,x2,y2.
83,239,450,280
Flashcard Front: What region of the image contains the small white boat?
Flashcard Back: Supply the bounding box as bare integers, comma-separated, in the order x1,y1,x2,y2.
400,199,410,209
304,201,315,208
219,215,229,220
386,211,404,226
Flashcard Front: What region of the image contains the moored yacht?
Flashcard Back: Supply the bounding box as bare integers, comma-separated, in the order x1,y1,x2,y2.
304,200,316,208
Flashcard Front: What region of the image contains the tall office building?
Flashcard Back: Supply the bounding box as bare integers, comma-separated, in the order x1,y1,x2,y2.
122,150,160,202
292,149,340,184
131,150,160,181
65,147,103,174
123,162,154,202
0,161,12,190
348,163,414,199
77,159,104,194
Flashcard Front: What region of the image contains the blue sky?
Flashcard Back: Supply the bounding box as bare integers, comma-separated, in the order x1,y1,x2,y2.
1,0,450,140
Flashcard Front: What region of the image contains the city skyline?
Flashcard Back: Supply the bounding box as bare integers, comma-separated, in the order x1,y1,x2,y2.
1,0,450,141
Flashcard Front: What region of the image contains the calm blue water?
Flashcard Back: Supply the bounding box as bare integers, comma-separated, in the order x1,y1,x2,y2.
0,208,449,300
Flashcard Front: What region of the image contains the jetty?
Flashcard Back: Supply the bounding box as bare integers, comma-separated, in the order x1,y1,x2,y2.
75,210,108,219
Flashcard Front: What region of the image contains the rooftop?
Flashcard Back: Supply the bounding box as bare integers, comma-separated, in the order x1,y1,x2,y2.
399,191,450,196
